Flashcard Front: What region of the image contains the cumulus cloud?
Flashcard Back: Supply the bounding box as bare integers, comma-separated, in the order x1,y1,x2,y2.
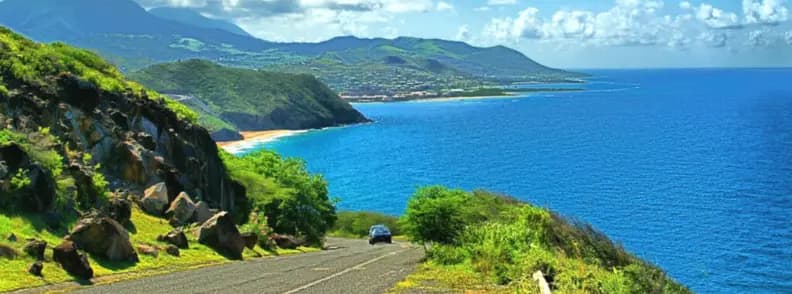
682,3,742,29
699,31,728,47
483,0,667,46
743,0,789,25
435,1,453,12
455,25,470,41
747,29,769,46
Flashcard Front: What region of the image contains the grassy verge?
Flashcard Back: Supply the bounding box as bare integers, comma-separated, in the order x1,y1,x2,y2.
0,206,318,292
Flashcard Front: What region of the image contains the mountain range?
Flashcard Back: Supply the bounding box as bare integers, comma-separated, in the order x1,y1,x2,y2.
0,0,579,94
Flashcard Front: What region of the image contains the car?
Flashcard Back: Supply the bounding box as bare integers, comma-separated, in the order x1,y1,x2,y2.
368,225,392,245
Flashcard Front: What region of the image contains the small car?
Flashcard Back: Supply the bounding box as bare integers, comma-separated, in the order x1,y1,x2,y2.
368,225,392,244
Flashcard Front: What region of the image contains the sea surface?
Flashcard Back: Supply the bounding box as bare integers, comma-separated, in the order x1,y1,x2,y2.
239,69,792,293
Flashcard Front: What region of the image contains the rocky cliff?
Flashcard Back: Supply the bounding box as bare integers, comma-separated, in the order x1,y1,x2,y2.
0,26,244,213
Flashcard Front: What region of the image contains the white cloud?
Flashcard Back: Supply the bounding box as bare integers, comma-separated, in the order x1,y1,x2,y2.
455,25,470,41
743,0,789,25
488,0,517,5
687,3,741,29
436,1,453,12
747,29,769,46
699,31,728,47
679,1,692,10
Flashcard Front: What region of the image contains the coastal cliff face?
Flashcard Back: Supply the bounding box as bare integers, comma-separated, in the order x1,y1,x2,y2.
0,27,243,212
129,60,370,141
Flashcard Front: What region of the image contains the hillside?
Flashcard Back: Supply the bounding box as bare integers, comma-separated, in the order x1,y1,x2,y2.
129,60,370,140
0,26,336,290
148,7,251,37
0,0,580,94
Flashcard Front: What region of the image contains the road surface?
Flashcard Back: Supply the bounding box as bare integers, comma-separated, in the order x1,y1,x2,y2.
29,238,423,294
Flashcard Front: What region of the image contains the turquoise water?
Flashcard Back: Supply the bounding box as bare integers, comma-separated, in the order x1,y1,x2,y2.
248,69,792,293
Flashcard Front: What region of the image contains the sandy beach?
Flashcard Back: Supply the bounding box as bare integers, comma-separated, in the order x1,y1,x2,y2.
217,130,306,153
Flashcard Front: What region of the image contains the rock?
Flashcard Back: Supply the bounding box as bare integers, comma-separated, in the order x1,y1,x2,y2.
240,232,258,250
66,162,101,209
193,201,213,224
28,261,43,276
137,244,159,257
197,211,245,259
141,182,169,215
23,239,47,260
135,132,156,151
157,229,188,249
272,234,301,250
67,214,138,262
116,141,146,184
105,197,132,224
165,192,196,226
0,243,18,259
0,143,30,172
57,73,101,111
7,233,17,242
53,241,93,280
164,245,180,257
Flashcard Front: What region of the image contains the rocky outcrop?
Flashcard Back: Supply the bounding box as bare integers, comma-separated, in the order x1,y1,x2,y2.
141,182,169,215
197,211,245,259
53,240,93,280
193,201,213,224
272,234,302,250
23,239,47,260
0,144,56,212
165,192,196,226
157,229,188,249
66,214,138,262
105,197,132,224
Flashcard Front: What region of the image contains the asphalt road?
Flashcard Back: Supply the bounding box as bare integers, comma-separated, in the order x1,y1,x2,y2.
66,238,423,294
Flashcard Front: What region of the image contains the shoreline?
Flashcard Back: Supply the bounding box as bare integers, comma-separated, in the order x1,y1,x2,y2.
217,130,308,154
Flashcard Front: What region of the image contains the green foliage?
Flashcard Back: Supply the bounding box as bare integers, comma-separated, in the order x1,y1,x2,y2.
239,211,276,250
0,27,197,124
221,149,336,246
0,128,63,178
129,59,364,132
331,211,400,237
9,169,30,190
401,187,690,293
400,186,472,245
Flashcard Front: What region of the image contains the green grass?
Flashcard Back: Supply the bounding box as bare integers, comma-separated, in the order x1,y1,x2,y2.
0,206,317,292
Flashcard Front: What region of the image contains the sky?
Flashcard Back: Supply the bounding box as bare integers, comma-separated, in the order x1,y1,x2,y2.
133,0,792,68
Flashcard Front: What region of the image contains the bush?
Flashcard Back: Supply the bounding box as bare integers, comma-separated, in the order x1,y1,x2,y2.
400,186,472,245
332,211,400,237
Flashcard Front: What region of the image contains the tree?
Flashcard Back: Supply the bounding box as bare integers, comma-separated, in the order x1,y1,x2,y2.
400,186,472,246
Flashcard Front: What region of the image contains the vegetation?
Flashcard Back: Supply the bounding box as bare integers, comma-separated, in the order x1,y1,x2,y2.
396,187,690,293
330,211,401,238
220,150,336,246
129,59,367,133
0,26,197,123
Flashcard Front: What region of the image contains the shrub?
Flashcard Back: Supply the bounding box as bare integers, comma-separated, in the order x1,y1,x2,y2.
400,186,472,245
332,211,400,237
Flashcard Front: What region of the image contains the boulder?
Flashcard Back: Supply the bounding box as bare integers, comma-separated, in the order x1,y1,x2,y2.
105,197,132,224
137,244,159,257
157,229,188,249
28,261,43,276
23,239,47,260
165,192,196,226
240,232,258,250
53,241,93,280
0,243,18,259
272,234,301,250
197,211,245,259
164,245,180,257
193,201,213,224
141,182,169,215
67,214,138,262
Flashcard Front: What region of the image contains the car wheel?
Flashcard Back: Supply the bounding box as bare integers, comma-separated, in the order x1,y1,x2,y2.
387,238,392,244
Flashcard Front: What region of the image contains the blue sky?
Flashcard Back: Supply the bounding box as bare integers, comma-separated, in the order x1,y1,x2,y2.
134,0,792,68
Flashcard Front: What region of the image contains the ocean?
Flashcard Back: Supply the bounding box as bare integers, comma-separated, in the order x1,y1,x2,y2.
237,69,792,293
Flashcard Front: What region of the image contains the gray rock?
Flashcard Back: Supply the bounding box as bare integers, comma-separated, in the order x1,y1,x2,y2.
141,182,169,215
197,211,245,259
67,214,138,262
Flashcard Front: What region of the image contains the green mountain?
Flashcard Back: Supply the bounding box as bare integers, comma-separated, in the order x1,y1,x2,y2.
148,7,252,37
129,60,370,140
0,0,580,94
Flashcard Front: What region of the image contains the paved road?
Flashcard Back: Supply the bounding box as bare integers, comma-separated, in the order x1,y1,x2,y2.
68,238,422,294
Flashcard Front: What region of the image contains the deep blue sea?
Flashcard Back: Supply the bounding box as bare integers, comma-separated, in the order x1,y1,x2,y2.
239,69,792,293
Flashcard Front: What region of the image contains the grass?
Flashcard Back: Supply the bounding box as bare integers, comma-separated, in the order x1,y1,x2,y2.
0,206,318,292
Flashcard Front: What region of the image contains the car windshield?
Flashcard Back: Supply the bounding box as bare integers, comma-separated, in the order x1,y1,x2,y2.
372,227,390,234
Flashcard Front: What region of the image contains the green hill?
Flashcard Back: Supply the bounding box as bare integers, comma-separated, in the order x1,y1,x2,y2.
129,60,370,140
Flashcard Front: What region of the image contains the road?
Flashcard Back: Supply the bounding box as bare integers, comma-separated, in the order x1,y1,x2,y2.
66,238,422,294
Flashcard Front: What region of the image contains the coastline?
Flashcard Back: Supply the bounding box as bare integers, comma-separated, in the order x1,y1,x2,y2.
217,130,307,154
